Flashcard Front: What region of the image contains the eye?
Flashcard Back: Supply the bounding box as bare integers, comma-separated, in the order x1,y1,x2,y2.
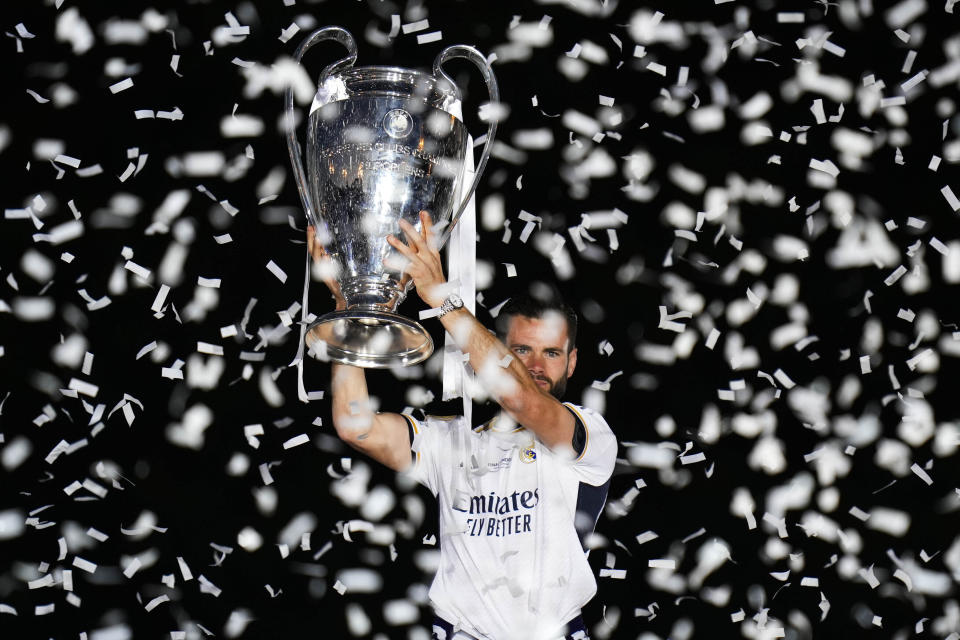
512,346,529,355
545,350,561,358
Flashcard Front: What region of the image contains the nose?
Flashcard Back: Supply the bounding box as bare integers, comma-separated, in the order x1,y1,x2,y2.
525,353,544,374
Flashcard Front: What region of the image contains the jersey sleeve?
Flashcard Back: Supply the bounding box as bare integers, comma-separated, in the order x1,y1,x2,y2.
400,413,444,495
563,403,617,486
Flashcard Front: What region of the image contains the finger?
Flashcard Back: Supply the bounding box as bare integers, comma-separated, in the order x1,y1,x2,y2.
306,226,326,261
383,252,413,274
397,218,424,253
419,211,436,248
386,233,416,258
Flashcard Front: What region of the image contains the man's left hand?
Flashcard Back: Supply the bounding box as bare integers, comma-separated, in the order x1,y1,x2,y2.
385,211,447,309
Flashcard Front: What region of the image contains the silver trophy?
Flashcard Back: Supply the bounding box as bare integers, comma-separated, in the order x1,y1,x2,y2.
285,26,499,368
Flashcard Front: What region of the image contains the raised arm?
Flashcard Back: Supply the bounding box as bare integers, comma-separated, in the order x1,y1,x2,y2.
307,226,413,472
386,213,577,453
329,363,413,472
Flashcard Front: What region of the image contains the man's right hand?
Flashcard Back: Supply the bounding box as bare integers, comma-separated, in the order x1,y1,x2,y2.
307,225,347,311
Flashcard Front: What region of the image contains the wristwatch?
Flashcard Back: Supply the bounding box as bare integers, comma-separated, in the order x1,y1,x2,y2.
438,293,464,317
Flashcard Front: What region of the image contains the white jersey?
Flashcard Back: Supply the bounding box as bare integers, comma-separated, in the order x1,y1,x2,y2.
403,403,617,640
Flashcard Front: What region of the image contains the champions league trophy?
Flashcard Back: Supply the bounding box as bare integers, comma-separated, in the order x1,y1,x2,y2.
285,26,499,368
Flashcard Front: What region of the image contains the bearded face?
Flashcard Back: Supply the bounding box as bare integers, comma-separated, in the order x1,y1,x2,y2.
504,313,577,400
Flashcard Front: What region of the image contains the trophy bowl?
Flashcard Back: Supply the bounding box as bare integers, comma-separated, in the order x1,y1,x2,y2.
285,27,498,368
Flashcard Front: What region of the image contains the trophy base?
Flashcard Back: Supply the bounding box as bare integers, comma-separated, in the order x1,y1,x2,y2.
304,309,434,368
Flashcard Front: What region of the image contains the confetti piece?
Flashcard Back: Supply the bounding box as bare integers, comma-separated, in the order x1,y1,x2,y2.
177,557,193,581
679,452,706,465
68,378,99,398
283,434,309,449
151,285,170,313
124,260,151,280
259,463,275,485
809,158,840,178
910,463,933,485
72,557,97,573
26,89,50,103
198,575,221,597
762,512,788,538
648,559,675,570
401,19,429,34
266,260,287,283
109,78,134,94
646,62,667,76
941,186,960,211
417,31,442,45
635,531,658,545
599,568,627,579
658,306,692,333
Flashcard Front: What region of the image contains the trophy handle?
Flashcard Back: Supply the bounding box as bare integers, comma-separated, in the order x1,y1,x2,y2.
433,46,500,246
284,26,358,229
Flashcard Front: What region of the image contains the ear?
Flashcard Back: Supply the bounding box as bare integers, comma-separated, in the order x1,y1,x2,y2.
566,347,578,379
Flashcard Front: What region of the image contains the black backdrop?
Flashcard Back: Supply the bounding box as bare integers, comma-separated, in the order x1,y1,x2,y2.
2,0,959,638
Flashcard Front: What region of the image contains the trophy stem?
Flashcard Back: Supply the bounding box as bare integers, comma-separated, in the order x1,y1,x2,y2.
305,309,433,368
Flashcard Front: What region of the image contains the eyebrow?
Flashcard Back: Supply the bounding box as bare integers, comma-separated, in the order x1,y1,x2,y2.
509,342,566,352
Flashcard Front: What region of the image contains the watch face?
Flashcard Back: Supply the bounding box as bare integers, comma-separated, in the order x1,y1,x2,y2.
449,293,463,307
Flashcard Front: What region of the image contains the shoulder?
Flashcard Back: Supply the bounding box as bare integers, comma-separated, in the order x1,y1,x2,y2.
404,412,466,435
562,403,612,432
563,402,617,466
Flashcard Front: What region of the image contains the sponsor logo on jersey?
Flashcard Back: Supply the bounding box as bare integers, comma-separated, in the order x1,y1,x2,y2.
454,489,540,537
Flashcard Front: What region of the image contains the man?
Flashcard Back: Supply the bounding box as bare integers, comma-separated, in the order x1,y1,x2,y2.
308,212,617,640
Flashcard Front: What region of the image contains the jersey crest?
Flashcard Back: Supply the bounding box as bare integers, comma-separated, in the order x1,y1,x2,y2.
519,445,537,463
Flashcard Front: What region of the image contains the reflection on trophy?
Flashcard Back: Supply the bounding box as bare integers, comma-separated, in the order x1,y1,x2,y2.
284,26,499,368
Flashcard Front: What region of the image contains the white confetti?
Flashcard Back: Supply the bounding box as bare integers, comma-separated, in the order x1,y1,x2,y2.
648,559,675,570
910,463,933,485
278,23,300,43
72,557,97,574
177,557,193,581
809,158,840,177
109,78,134,94
636,531,658,545
646,62,667,76
417,31,442,45
266,260,287,283
599,568,627,579
283,434,309,449
941,185,960,211
144,595,169,611
658,306,691,333
151,285,170,312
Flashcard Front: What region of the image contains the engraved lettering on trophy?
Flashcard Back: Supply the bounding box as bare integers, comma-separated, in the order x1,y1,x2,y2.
319,142,439,166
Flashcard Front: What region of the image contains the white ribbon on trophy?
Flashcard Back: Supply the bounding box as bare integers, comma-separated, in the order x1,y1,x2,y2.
441,134,478,427
296,245,324,404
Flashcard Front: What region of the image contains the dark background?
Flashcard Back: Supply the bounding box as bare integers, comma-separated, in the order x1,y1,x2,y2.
1,0,959,638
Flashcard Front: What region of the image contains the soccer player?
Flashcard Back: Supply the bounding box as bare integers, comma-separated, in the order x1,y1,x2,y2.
308,212,617,640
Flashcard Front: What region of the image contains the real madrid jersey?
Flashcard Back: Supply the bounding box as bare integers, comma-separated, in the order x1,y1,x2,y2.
402,403,617,640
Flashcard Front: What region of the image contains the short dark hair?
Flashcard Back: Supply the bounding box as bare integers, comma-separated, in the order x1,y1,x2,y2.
495,293,578,352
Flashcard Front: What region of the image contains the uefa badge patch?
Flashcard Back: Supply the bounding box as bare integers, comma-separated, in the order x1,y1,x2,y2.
519,446,537,464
